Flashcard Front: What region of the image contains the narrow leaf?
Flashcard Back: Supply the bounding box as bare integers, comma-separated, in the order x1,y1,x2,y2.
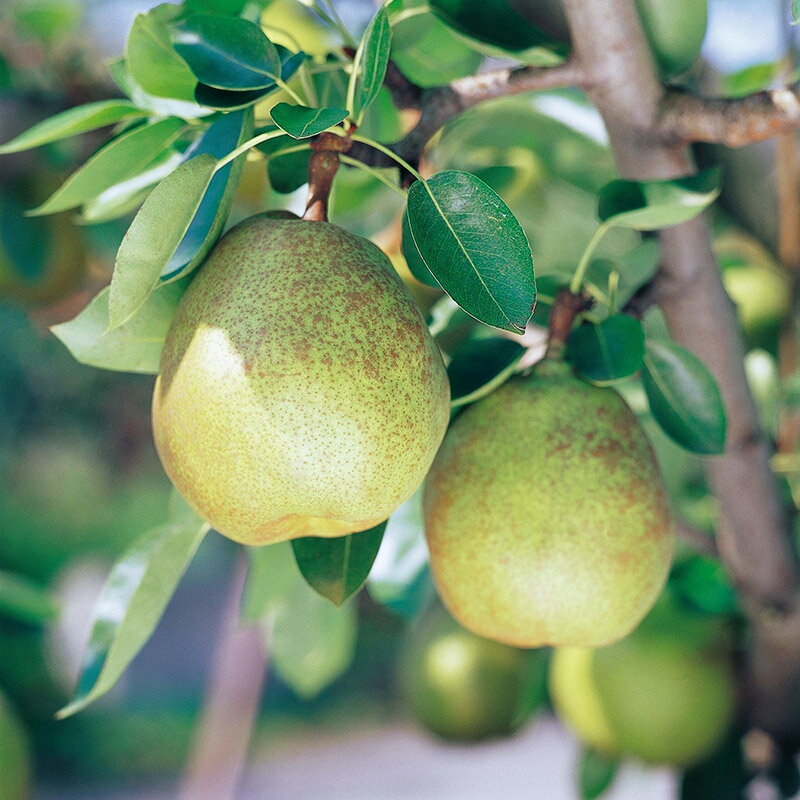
0,100,146,154
407,170,535,333
0,570,58,626
29,118,185,216
598,167,721,231
567,314,645,384
579,748,619,800
448,336,525,407
270,103,348,139
353,8,391,115
291,521,387,606
642,339,727,455
108,153,216,329
57,510,209,718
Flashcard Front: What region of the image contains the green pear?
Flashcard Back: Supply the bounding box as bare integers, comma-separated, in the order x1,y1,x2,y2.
424,359,673,648
153,215,450,545
549,605,736,766
0,690,31,800
399,604,547,742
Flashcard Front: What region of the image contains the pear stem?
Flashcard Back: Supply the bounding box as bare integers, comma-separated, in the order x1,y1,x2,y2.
302,131,352,222
545,289,592,360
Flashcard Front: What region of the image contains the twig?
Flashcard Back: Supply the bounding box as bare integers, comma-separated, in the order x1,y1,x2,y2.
676,520,719,558
302,131,351,222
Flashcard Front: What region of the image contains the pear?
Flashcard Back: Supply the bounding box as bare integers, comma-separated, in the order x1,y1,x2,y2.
399,604,547,742
424,359,673,648
549,604,736,765
153,214,450,545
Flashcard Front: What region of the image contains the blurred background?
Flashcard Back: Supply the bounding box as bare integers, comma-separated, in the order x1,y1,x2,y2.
0,0,798,798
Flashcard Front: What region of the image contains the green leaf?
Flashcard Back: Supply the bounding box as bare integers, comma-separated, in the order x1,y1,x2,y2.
172,14,281,90
567,315,645,384
259,133,310,193
243,543,357,698
448,336,525,408
125,4,199,103
291,522,387,606
401,210,437,287
597,167,721,231
51,280,187,374
407,170,535,333
108,154,216,329
270,103,348,139
642,339,727,455
681,733,747,800
352,8,391,116
184,0,247,14
57,507,209,718
0,100,146,154
669,556,739,615
29,118,185,216
579,748,619,800
0,570,58,626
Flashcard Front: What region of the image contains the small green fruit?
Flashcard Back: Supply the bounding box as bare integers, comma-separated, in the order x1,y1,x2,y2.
550,610,736,766
635,0,708,76
0,690,32,800
424,360,673,648
153,215,450,545
399,605,546,742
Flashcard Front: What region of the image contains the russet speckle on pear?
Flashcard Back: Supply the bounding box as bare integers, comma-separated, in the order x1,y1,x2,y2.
424,360,674,648
152,214,450,545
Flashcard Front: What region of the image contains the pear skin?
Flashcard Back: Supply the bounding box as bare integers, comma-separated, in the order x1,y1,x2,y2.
424,360,674,648
153,215,449,545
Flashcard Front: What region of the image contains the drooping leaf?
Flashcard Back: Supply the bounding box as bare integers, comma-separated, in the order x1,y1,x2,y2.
448,336,525,407
270,103,348,139
51,279,188,374
291,521,387,606
0,100,147,154
29,118,185,216
0,570,58,626
407,170,535,333
597,167,721,231
567,315,645,384
57,506,209,718
259,132,310,193
172,13,281,90
108,154,217,329
351,7,391,116
242,543,357,698
401,211,437,287
642,339,727,455
578,748,619,800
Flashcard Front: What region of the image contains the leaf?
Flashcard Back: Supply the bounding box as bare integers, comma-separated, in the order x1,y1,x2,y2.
161,107,254,281
259,133,310,193
291,521,387,606
401,210,437,287
680,734,747,800
57,507,209,718
351,8,391,116
0,100,147,154
172,13,281,90
407,170,535,333
29,118,185,216
270,103,348,139
567,315,645,384
125,4,199,103
108,154,216,329
669,556,739,615
642,339,727,455
579,748,619,800
0,570,58,626
243,543,357,698
597,167,721,231
448,336,525,407
51,280,187,374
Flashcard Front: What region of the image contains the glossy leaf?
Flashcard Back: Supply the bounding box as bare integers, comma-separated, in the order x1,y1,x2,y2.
351,8,391,116
407,170,535,333
162,107,254,281
29,118,184,216
567,315,645,384
0,570,57,626
51,280,188,374
642,339,727,455
126,4,198,103
401,211,437,287
259,133,310,193
172,14,281,90
579,748,619,800
448,337,525,407
0,100,146,154
291,521,387,606
597,167,721,231
270,103,348,139
108,154,216,329
243,543,357,698
57,507,209,718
